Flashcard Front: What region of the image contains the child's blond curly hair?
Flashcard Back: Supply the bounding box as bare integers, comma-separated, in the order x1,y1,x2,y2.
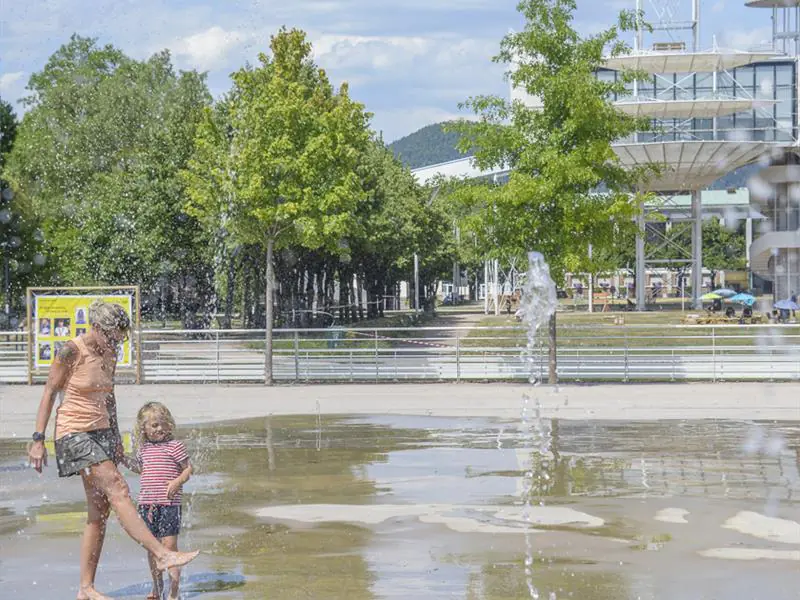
134,401,177,446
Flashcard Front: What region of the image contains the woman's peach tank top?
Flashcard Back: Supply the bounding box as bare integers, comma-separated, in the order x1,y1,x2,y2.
55,336,115,440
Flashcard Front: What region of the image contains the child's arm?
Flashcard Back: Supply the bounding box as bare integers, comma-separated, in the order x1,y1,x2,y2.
166,459,192,500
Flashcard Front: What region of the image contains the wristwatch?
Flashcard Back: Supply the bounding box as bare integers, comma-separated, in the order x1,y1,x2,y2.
32,431,45,442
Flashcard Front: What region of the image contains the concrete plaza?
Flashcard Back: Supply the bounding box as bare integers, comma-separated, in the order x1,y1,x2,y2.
2,382,798,439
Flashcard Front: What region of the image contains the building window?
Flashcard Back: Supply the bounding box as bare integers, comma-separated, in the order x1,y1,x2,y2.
775,64,793,87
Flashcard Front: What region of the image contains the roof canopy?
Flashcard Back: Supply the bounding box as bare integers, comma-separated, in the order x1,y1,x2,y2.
746,1,800,8
613,141,772,191
614,97,775,119
603,50,781,74
411,157,507,186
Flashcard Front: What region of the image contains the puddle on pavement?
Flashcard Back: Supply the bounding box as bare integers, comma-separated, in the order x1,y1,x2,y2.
1,415,799,599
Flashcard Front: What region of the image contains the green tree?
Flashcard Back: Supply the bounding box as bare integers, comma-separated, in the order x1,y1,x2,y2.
4,37,213,324
1,97,50,325
184,28,371,383
343,139,452,317
701,218,746,288
448,0,653,282
0,98,16,160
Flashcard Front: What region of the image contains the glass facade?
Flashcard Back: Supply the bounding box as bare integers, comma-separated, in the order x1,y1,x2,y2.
599,60,797,143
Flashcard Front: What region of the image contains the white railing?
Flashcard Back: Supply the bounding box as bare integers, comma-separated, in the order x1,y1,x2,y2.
1,324,799,384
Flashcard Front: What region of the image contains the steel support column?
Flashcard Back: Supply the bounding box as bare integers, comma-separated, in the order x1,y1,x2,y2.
635,208,646,311
691,189,703,310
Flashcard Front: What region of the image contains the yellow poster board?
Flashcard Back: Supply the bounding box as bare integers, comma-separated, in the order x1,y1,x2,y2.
34,295,133,368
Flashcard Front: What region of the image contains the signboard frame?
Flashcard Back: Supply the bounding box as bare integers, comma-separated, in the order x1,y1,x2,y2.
26,286,141,385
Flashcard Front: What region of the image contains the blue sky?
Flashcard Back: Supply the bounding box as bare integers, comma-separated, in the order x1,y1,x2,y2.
0,1,772,142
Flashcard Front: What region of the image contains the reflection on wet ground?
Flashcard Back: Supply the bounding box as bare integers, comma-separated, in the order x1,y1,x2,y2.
1,415,799,599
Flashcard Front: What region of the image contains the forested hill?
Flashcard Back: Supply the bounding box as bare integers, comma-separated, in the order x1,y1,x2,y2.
388,122,471,169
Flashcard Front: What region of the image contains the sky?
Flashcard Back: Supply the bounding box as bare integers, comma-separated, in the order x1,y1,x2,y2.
0,1,776,142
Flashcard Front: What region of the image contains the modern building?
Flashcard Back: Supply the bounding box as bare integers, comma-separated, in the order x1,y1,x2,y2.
745,0,800,304
412,0,800,311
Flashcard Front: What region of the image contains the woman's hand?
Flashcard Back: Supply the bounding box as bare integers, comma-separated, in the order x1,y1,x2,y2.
113,440,125,463
166,479,182,500
119,454,140,474
27,441,48,473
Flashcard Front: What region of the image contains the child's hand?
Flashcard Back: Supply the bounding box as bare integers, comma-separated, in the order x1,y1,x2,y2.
166,479,182,499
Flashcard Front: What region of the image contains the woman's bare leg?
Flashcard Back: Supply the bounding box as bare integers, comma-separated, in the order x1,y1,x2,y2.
161,536,181,599
83,461,198,570
76,475,111,600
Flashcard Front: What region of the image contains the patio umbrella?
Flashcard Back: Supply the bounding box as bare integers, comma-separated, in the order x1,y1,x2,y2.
701,292,722,301
711,288,738,298
774,299,799,311
729,293,756,306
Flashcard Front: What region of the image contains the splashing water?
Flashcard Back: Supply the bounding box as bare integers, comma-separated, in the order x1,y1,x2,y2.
517,252,558,600
518,252,558,374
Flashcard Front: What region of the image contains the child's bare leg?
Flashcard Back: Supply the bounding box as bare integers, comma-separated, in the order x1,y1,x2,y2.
147,550,164,599
161,536,181,599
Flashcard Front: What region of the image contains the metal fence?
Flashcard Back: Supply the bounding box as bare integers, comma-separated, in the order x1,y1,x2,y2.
1,324,799,384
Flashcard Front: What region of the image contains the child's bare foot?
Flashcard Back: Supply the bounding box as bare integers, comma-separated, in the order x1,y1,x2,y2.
155,549,199,571
76,585,111,600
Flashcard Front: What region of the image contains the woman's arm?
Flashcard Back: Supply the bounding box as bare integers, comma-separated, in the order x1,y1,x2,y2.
106,356,124,462
28,341,78,472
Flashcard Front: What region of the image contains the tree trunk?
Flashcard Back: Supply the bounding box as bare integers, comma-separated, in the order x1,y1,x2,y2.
224,254,236,329
338,268,349,323
160,276,167,328
265,238,275,385
548,313,557,384
356,275,364,321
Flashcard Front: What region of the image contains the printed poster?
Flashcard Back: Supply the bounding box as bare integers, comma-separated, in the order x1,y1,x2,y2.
34,295,133,368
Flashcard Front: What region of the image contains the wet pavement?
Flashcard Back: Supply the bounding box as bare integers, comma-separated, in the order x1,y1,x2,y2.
1,415,799,599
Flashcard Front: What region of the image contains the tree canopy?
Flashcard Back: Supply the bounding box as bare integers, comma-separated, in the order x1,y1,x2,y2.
447,0,654,282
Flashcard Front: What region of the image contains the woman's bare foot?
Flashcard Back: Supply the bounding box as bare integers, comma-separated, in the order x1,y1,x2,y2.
76,585,111,600
155,549,199,572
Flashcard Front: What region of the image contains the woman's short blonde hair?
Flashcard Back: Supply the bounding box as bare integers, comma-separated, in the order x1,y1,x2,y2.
88,299,130,334
135,402,177,444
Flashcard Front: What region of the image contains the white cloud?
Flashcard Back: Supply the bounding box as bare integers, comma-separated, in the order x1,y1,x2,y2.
313,34,431,71
712,1,725,13
721,26,772,50
0,72,25,95
169,26,256,71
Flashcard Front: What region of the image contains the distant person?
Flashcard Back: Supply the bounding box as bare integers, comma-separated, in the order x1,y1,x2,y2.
26,299,198,600
791,291,797,317
76,327,87,336
38,343,51,361
76,307,87,324
39,318,51,335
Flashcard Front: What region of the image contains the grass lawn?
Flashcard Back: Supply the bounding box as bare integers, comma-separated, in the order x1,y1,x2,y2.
463,311,798,350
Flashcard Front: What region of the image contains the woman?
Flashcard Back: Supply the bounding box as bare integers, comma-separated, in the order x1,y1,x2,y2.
27,300,198,600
